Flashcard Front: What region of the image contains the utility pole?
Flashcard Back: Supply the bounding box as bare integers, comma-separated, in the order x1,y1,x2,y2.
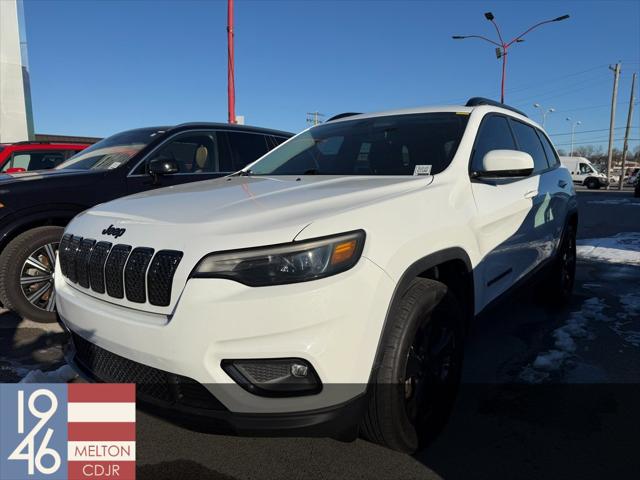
619,72,636,190
606,63,621,190
227,0,236,124
306,112,325,127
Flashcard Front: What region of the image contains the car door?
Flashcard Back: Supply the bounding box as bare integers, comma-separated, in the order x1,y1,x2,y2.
509,119,560,271
126,130,231,194
469,114,541,307
537,130,571,253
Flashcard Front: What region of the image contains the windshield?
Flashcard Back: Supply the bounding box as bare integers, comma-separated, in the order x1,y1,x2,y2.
247,113,469,176
56,127,166,171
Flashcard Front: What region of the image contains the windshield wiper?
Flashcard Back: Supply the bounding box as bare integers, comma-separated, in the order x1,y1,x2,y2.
233,169,252,176
302,168,321,175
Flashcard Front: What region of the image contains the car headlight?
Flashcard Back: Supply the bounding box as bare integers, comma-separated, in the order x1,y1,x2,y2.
191,230,365,286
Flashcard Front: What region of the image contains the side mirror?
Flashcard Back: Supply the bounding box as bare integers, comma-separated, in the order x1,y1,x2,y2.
148,157,179,176
474,149,534,178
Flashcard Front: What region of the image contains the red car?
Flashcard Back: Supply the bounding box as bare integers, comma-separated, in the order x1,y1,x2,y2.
0,141,89,173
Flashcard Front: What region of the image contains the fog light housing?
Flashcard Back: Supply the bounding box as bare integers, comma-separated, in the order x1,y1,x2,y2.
221,358,322,397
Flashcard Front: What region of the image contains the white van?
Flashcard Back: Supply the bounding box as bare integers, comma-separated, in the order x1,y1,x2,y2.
560,156,609,189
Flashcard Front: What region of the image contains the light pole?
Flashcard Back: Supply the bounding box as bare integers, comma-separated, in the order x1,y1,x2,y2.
452,12,569,103
533,103,555,127
566,117,581,156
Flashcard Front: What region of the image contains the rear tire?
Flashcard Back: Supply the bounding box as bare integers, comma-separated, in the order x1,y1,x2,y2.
544,221,577,306
361,278,464,453
585,178,599,190
0,226,64,323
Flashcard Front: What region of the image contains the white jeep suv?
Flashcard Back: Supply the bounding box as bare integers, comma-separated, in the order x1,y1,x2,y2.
55,98,577,453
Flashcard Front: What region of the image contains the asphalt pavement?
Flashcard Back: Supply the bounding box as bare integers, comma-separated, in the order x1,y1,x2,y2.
1,188,638,479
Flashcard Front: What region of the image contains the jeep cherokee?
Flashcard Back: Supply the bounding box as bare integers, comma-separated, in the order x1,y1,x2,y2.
55,98,577,452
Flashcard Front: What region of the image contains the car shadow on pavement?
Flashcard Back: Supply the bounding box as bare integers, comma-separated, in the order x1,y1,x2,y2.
0,309,66,382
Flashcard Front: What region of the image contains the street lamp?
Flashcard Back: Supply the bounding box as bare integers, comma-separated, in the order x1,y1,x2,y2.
533,103,555,127
452,12,570,103
566,117,582,156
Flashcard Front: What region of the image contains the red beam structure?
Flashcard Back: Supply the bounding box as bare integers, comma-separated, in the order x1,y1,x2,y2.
227,0,236,124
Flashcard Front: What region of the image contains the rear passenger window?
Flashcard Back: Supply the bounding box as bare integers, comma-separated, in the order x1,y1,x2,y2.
471,115,516,172
224,132,269,171
537,131,560,167
510,120,549,173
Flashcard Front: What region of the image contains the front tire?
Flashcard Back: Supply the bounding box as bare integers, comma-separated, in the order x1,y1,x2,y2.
0,226,64,323
585,178,599,190
361,278,464,453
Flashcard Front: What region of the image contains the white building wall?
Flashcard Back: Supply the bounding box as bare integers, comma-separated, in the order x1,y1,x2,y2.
0,0,31,143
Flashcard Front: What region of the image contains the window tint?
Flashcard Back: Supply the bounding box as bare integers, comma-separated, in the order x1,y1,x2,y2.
249,113,469,176
142,131,222,174
225,132,269,171
537,131,560,167
2,151,65,171
510,120,549,173
471,115,516,171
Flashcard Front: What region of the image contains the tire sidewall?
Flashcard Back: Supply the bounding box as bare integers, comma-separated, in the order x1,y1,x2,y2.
0,226,64,323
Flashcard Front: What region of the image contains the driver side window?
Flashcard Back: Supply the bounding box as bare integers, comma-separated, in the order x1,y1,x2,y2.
136,131,222,175
579,163,591,174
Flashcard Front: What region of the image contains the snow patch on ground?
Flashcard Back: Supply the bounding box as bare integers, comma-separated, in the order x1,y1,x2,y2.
19,364,77,383
577,232,640,265
612,292,640,348
519,297,606,383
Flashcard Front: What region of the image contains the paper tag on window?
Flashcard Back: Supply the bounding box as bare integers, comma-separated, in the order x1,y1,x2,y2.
108,162,121,169
413,165,432,176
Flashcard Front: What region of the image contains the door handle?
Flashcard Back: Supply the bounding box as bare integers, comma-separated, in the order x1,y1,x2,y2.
558,180,568,188
524,190,538,199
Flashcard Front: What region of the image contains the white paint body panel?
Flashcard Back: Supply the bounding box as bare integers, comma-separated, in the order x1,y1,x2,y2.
56,105,576,413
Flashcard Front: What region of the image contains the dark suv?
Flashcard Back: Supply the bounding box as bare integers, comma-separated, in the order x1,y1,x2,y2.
0,123,291,322
0,141,89,173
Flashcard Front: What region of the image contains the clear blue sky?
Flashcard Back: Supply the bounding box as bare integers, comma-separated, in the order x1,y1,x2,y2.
24,0,640,151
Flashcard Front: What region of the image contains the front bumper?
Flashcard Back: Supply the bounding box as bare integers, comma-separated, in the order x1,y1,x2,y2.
56,256,394,431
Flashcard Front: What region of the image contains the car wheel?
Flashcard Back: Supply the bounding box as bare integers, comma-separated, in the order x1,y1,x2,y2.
0,226,64,323
361,278,464,453
545,222,577,305
585,178,599,190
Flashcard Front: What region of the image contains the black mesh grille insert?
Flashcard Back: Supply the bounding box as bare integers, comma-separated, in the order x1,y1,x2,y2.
75,239,96,288
66,236,83,283
71,333,226,411
88,241,112,294
104,244,131,298
59,234,73,277
125,247,154,303
147,250,183,306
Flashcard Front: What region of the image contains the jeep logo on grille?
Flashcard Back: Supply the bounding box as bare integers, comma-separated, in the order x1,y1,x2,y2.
102,224,126,238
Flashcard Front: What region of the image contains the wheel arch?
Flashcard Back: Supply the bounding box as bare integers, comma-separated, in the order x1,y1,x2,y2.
368,247,474,382
0,208,81,253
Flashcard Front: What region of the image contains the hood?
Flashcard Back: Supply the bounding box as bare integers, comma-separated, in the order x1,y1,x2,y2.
0,168,93,185
65,175,431,314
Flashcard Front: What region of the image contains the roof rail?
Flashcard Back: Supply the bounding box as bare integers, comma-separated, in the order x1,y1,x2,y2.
465,97,528,118
326,112,362,122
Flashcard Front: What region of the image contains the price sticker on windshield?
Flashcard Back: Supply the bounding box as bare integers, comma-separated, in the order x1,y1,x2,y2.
413,165,432,176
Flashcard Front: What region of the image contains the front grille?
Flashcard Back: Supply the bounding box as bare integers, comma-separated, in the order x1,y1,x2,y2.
125,247,154,303
147,250,183,306
76,239,96,288
66,236,83,283
59,234,182,307
72,333,226,411
105,244,131,299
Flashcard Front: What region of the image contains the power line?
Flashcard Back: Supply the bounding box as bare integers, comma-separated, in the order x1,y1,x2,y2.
553,138,639,147
549,126,632,136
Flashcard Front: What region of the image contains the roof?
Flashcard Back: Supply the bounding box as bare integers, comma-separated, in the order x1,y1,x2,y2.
171,122,293,137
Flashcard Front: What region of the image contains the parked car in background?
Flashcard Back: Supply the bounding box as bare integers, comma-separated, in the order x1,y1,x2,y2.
0,141,88,173
56,98,577,453
0,123,292,322
626,167,639,186
559,156,609,189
